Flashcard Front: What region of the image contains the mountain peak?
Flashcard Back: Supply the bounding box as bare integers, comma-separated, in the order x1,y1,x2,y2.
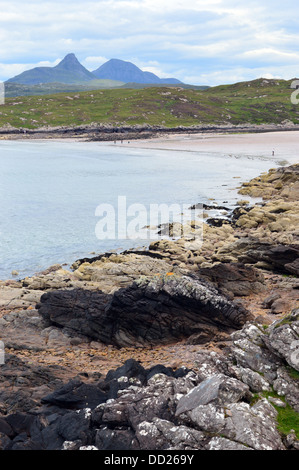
92,58,182,85
7,53,95,85
55,53,83,71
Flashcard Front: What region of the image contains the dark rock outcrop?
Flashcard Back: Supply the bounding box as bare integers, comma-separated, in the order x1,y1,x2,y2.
217,239,299,276
37,274,253,347
197,262,266,297
254,245,299,275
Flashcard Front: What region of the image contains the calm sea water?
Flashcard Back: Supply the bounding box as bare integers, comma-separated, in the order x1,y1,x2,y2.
0,140,280,280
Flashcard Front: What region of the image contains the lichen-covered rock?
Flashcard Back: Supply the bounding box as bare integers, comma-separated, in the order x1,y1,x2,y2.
179,398,285,450
135,418,207,450
175,375,250,416
207,437,252,451
273,367,299,412
229,324,283,381
230,365,271,393
223,399,285,450
265,311,299,371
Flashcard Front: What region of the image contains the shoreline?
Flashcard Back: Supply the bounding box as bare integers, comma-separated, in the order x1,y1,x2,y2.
118,130,299,165
0,130,298,280
1,126,298,166
1,122,299,143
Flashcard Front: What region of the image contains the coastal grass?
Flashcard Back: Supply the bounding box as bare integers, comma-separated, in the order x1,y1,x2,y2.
276,402,299,439
0,77,299,129
251,390,299,439
286,366,299,381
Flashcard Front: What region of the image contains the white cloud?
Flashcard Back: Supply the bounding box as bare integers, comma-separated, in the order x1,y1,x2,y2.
82,56,109,70
242,48,299,63
0,0,298,84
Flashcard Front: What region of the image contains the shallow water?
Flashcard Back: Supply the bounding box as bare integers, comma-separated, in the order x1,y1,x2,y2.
0,140,280,280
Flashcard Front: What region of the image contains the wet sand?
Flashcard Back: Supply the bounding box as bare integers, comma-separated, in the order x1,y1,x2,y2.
118,130,299,165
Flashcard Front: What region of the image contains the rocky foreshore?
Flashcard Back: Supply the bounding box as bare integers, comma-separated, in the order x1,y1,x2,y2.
0,163,298,450
1,123,299,141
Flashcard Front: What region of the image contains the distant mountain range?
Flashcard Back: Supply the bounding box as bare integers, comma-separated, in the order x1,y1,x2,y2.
6,53,183,86
92,58,182,85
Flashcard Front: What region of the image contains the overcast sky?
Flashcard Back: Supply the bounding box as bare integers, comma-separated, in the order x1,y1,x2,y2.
0,0,298,85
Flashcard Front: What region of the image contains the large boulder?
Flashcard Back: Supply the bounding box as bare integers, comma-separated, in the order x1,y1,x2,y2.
197,262,266,297
216,239,299,276
265,310,299,372
37,274,253,347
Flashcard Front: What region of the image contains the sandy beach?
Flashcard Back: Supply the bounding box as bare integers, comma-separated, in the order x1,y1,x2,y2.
2,127,299,166
119,130,299,165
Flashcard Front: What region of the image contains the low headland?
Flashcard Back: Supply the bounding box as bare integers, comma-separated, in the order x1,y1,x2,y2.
1,77,299,142
0,146,298,450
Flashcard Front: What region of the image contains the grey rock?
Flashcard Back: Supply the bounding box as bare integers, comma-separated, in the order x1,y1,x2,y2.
127,375,176,430
176,376,223,415
207,437,253,451
175,374,250,416
224,399,285,450
266,312,299,371
273,367,299,412
101,399,130,427
231,365,271,393
182,403,226,434
229,323,283,381
57,408,92,445
262,293,281,309
268,397,286,408
284,431,299,450
136,418,206,450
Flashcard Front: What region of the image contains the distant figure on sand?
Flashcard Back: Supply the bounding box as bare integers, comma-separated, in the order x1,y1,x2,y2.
272,150,275,156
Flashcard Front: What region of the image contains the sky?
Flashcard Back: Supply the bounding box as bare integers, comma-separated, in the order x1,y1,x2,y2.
0,0,298,85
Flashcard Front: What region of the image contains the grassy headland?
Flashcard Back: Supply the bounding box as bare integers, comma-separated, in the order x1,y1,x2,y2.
0,78,298,130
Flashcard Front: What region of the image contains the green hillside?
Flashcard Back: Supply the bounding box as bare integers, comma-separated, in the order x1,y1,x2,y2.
0,78,298,129
4,80,125,97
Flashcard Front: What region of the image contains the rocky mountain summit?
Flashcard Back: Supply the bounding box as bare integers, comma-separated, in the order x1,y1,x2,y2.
0,163,298,450
7,54,96,85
